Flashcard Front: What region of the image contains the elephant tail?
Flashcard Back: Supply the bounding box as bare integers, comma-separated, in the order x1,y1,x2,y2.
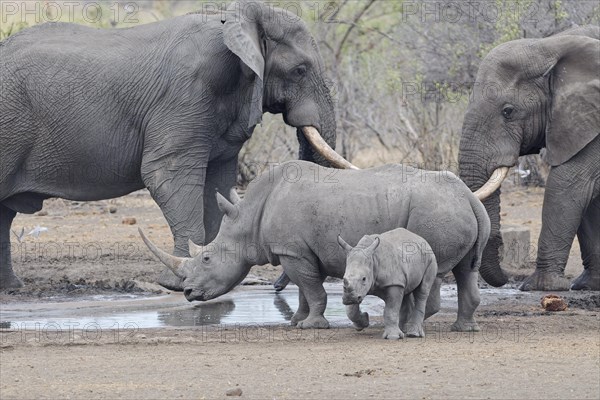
468,193,491,271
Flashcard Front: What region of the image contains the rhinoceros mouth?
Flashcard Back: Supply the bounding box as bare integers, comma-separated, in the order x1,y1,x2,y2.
184,288,207,302
342,294,362,305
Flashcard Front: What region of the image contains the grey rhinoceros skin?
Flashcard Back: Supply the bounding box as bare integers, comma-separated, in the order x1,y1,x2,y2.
141,160,491,332
339,228,438,340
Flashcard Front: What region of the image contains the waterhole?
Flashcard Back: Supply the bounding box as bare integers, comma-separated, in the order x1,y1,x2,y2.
0,284,533,330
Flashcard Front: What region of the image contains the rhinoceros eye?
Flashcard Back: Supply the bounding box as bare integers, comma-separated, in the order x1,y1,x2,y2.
362,277,366,282
202,255,210,263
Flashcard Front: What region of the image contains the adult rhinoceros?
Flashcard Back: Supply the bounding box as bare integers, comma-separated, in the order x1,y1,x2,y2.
141,161,490,331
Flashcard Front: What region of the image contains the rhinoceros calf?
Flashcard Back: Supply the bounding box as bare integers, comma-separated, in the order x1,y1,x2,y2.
140,160,490,332
338,229,438,340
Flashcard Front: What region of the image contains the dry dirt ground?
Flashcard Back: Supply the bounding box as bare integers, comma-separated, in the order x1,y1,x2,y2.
1,185,599,399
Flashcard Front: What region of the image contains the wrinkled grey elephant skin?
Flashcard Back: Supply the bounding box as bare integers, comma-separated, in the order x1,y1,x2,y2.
340,229,438,340
0,1,341,290
142,161,491,332
458,25,600,291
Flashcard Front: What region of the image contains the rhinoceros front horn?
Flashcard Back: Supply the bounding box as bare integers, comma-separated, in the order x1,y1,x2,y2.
138,228,186,279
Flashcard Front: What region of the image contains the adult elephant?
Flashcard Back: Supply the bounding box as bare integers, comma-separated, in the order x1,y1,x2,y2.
459,26,599,291
0,1,355,290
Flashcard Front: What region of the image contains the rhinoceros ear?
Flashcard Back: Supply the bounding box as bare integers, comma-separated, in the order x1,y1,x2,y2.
229,188,241,205
188,239,203,258
337,235,353,254
216,191,239,220
364,237,380,255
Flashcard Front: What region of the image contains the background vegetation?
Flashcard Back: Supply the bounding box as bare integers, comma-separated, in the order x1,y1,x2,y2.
2,0,598,186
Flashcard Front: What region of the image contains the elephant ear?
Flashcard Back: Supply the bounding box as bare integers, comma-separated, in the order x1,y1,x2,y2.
222,1,265,129
540,34,600,166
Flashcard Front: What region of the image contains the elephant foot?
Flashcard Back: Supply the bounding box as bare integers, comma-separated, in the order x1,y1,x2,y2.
273,273,290,292
382,326,405,340
405,324,425,338
0,274,24,290
351,312,370,331
157,269,184,291
571,269,600,291
296,315,330,329
451,320,480,332
290,311,309,327
520,270,571,291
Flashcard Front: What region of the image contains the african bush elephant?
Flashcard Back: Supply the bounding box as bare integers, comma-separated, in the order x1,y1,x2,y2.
141,161,490,332
458,25,599,291
0,1,355,290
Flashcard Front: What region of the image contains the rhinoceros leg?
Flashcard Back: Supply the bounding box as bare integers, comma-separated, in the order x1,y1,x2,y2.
451,256,481,332
405,281,434,338
382,286,405,340
290,289,309,326
345,303,369,331
274,272,290,292
280,256,329,329
425,276,442,319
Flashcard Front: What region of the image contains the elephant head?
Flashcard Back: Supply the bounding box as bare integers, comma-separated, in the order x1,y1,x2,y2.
222,1,355,169
459,26,600,286
338,235,380,305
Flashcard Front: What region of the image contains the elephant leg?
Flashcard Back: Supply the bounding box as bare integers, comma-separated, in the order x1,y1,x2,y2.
572,197,600,290
520,163,596,291
290,289,310,326
451,256,481,332
202,157,238,244
425,276,442,319
280,256,329,329
0,204,23,290
141,133,212,291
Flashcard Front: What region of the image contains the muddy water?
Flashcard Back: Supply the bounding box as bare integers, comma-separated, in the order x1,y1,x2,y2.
0,284,536,330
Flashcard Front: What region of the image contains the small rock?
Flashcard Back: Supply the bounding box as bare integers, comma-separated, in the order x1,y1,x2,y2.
541,294,567,311
226,387,242,396
122,217,137,225
35,210,48,216
108,206,118,214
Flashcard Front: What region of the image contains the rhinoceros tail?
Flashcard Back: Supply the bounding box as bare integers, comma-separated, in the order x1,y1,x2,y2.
468,193,491,270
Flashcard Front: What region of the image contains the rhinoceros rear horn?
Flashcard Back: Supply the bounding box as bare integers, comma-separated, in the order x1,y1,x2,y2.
138,228,186,278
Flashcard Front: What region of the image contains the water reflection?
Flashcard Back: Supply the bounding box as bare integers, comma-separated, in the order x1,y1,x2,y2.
0,284,388,329
157,300,236,326
273,293,295,321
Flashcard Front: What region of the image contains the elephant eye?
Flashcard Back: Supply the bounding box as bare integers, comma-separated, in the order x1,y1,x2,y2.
502,105,515,119
362,277,366,282
293,65,307,78
202,256,210,263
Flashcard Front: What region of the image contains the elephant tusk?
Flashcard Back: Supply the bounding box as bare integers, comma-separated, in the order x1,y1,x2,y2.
474,167,510,201
138,228,187,279
302,126,360,170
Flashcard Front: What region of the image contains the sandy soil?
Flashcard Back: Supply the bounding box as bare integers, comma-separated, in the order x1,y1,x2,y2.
1,185,599,399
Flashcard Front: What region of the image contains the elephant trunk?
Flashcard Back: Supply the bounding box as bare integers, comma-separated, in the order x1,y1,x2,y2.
296,83,350,169
459,152,509,287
